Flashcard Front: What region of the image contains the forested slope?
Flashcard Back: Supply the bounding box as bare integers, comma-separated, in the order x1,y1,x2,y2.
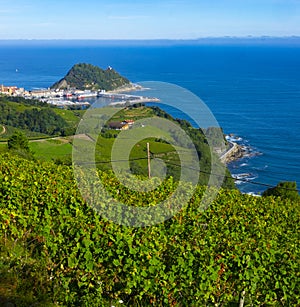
51,63,130,91
0,96,81,137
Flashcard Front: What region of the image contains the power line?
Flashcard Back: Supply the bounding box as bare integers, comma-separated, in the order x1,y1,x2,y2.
76,156,148,165
74,152,300,193
152,154,300,192
161,159,300,192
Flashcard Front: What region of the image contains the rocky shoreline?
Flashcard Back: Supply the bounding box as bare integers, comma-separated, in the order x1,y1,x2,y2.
221,134,261,164
220,142,246,164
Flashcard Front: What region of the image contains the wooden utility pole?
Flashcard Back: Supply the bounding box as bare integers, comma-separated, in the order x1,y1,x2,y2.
147,142,151,179
239,290,246,307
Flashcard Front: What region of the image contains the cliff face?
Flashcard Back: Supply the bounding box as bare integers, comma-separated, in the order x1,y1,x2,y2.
51,63,130,91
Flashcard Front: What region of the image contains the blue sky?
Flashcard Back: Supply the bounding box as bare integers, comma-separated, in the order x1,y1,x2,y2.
0,0,300,39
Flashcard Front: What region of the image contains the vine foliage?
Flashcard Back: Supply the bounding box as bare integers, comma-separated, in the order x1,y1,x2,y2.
0,153,299,306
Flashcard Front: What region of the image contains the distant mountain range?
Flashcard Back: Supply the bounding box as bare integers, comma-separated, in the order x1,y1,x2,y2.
50,63,130,91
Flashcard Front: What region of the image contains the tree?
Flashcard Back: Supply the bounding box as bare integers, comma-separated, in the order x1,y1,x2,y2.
262,181,299,201
8,131,30,152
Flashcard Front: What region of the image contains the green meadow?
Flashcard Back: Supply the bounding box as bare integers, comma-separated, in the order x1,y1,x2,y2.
29,139,72,161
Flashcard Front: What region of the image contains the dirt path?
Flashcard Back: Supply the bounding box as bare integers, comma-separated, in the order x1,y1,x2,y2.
0,125,6,135
31,134,95,143
70,133,95,142
30,136,70,143
0,133,94,145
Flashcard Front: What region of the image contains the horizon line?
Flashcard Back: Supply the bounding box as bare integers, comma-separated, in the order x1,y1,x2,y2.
1,36,300,41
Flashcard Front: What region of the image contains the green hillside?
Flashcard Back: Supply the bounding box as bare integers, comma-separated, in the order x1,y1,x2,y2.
0,95,82,139
51,63,130,91
0,153,299,306
0,96,234,189
94,105,235,189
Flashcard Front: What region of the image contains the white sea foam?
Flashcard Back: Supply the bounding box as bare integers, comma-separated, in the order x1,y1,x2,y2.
225,134,243,142
232,173,258,185
246,192,261,197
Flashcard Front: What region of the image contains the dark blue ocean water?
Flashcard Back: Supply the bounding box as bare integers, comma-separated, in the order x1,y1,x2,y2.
0,42,299,194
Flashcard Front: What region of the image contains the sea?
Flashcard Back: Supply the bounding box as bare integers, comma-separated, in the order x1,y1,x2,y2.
0,40,299,195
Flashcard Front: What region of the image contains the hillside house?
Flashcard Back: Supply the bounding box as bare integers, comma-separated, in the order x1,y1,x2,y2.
109,121,129,130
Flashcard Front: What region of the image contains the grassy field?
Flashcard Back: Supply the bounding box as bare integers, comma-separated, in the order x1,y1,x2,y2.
95,127,185,178
29,138,72,162
109,106,155,121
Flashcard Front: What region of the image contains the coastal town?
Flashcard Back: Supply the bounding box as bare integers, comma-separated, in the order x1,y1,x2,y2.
0,83,160,108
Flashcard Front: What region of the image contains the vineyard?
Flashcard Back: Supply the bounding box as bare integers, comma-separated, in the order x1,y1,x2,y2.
0,153,299,306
